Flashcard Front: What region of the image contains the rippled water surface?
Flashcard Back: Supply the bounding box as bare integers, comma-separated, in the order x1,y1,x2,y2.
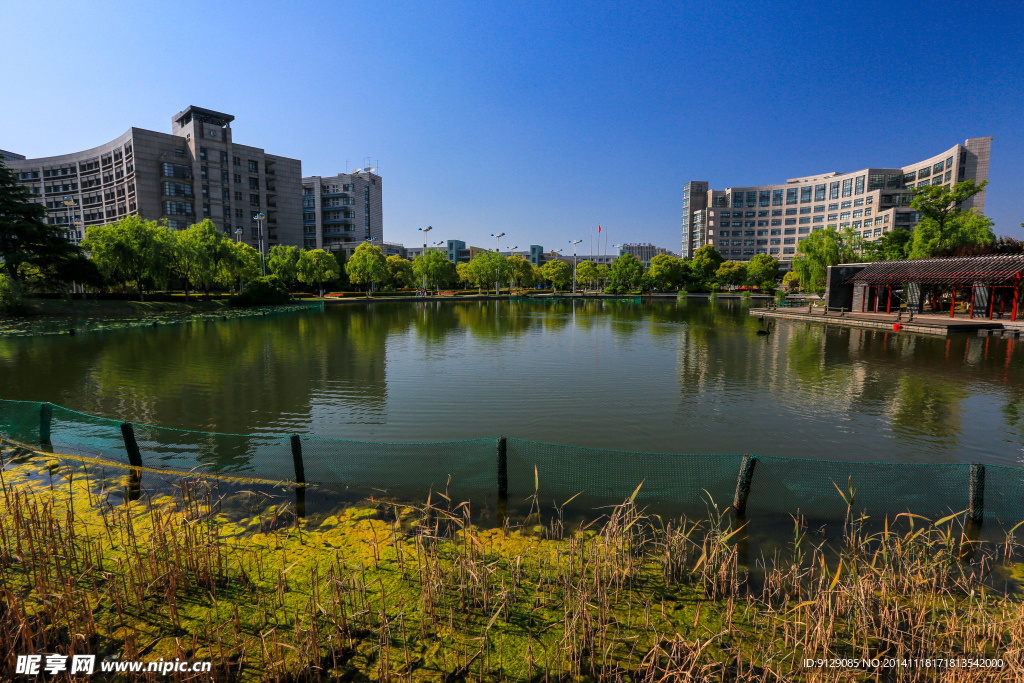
2,299,1023,466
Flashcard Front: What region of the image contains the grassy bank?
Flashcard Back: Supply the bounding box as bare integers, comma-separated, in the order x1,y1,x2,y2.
1,452,1021,681
16,297,231,321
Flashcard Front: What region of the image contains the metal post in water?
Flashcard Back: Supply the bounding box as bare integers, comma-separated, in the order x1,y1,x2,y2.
120,422,143,468
733,454,757,515
969,463,985,525
39,402,53,444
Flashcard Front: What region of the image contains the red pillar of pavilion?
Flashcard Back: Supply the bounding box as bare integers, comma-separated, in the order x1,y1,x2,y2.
886,286,892,314
950,288,955,319
1014,275,1021,322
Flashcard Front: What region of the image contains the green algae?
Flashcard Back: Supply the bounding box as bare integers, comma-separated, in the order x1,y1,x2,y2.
1,453,1022,681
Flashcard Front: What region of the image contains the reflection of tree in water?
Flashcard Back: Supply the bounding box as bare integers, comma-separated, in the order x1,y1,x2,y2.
888,375,966,441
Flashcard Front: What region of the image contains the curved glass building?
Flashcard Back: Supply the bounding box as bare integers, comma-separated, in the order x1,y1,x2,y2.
680,136,993,265
0,106,302,249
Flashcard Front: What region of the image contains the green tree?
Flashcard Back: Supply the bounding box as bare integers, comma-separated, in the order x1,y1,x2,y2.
782,271,799,290
0,158,84,283
792,227,859,295
468,251,509,295
745,254,779,287
297,249,341,297
170,220,231,298
83,216,170,300
507,254,536,290
456,262,477,291
690,245,724,283
608,253,645,288
413,249,457,292
909,210,995,259
386,255,414,289
647,254,687,290
863,229,912,261
575,260,598,291
220,240,261,293
345,242,387,296
267,245,301,288
715,260,747,286
595,264,609,288
541,259,573,291
906,180,989,256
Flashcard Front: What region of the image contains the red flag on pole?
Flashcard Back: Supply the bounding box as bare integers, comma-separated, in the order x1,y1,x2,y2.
598,225,602,232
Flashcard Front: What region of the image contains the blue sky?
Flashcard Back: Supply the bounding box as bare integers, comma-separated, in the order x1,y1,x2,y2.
2,0,1021,253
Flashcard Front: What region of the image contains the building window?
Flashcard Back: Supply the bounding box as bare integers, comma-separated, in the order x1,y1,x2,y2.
786,188,798,205
756,230,768,236
785,219,796,225
829,181,840,199
842,178,853,197
222,188,230,201
800,186,812,203
757,220,767,227
745,221,755,227
221,170,229,183
248,160,258,172
250,194,260,206
841,200,852,209
771,209,782,216
933,162,944,174
744,211,756,218
745,191,757,207
233,156,241,166
199,147,208,161
840,211,851,220
759,190,770,207
853,209,863,218
770,238,781,245
784,238,795,245
918,166,931,179
799,207,811,214
945,156,953,169
868,174,885,190
813,215,824,223
944,171,951,182
732,194,743,208
799,217,810,224
813,205,825,213
770,220,781,227
249,177,259,189
815,184,826,201
220,151,228,164
785,208,797,216
853,221,862,229
163,200,193,216
855,175,865,195
200,166,208,180
772,189,783,206
853,198,864,207
783,247,795,255
201,185,209,198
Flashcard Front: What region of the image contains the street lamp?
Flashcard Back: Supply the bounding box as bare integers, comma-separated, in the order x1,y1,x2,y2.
417,226,432,293
234,228,243,243
569,239,583,293
490,233,506,295
253,212,266,275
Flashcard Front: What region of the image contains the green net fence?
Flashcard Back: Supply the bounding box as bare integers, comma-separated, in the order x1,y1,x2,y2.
2,399,1023,526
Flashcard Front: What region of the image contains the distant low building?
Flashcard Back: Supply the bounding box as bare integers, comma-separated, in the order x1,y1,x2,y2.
618,243,679,266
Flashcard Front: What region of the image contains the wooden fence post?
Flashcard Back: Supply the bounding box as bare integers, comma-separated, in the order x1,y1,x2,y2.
733,455,757,515
291,435,306,518
969,463,985,525
496,436,508,503
120,422,143,468
39,402,53,444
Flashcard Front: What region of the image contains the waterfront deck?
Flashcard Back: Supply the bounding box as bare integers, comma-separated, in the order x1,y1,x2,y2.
751,307,1010,336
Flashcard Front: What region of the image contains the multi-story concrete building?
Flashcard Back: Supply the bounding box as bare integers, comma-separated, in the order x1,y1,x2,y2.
2,106,302,249
301,170,383,257
618,243,679,266
681,137,993,265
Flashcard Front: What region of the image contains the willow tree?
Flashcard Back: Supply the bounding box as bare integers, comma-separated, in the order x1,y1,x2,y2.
792,227,861,294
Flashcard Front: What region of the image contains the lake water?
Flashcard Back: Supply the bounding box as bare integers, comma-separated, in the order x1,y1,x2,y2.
2,299,1023,468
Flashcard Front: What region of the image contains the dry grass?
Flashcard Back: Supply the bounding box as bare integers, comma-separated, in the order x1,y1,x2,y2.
0,454,1021,681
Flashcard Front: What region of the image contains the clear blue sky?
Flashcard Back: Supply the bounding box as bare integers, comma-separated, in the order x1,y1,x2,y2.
2,0,1021,253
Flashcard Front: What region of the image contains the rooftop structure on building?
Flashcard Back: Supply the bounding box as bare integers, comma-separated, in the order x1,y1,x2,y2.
301,170,383,257
0,149,25,161
681,137,993,265
2,106,302,248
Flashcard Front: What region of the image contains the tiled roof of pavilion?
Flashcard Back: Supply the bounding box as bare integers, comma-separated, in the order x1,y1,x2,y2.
844,255,1024,286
